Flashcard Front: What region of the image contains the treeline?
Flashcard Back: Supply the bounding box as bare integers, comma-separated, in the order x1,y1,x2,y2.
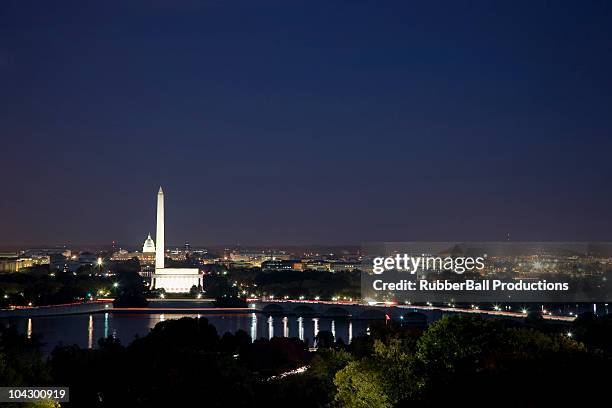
1,317,310,407
0,261,149,308
203,266,361,300
0,265,112,308
2,313,612,407
254,270,360,299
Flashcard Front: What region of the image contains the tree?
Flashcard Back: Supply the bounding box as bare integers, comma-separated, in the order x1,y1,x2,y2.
113,270,148,307
25,401,61,408
189,284,200,297
334,359,390,408
314,330,335,348
0,327,50,386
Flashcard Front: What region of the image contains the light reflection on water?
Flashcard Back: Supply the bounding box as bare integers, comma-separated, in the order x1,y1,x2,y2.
267,316,274,340
298,317,304,341
104,312,109,338
251,313,257,342
1,313,379,354
87,315,93,349
282,316,289,337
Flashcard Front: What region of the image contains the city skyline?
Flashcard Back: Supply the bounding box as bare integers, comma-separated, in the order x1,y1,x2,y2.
2,4,612,407
2,1,612,246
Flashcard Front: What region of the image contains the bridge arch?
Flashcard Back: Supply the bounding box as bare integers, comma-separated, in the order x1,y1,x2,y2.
262,304,285,314
292,305,316,316
324,306,351,317
359,308,387,319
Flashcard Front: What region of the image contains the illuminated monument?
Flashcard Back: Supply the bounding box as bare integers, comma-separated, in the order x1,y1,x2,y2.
142,233,155,253
151,187,203,293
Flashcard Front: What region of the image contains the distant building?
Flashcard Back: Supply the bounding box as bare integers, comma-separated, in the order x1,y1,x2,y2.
303,260,331,272
168,249,187,261
143,233,155,253
23,247,71,258
78,252,97,266
0,253,34,272
330,261,361,272
261,259,303,272
227,250,289,267
110,234,157,264
50,252,102,273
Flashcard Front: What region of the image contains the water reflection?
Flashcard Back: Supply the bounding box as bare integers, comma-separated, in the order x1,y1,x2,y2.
267,316,274,339
2,313,373,353
250,313,257,342
282,317,289,337
87,315,93,349
104,313,109,338
298,317,304,341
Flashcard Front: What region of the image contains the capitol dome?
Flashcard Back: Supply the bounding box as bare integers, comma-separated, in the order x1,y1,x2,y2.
142,233,156,253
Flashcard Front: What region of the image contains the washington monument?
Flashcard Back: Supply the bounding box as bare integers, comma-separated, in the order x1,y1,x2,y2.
155,187,165,269
151,186,202,293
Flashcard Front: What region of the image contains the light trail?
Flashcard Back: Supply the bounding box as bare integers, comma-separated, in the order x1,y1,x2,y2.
249,299,576,322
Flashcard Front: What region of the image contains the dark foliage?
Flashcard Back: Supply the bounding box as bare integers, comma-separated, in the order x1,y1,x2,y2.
4,313,612,407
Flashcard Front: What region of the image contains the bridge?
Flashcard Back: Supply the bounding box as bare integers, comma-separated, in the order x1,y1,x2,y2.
251,299,575,326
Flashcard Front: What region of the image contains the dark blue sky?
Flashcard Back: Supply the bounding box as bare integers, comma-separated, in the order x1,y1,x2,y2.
1,0,612,247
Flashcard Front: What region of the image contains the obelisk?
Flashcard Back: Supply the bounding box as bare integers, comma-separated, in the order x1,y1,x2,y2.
155,186,165,269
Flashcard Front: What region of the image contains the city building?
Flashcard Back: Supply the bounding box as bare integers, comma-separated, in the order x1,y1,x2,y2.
330,261,361,272
0,253,35,272
261,259,303,272
143,233,155,253
51,251,101,273
226,249,290,267
303,260,331,272
110,234,156,264
23,247,71,258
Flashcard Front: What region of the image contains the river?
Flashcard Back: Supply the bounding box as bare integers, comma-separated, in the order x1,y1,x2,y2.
1,312,378,355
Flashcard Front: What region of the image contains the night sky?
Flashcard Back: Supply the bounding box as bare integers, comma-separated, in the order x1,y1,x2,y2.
1,1,612,247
